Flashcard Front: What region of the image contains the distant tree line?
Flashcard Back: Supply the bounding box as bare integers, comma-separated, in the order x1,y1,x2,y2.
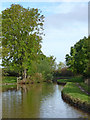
53,62,74,77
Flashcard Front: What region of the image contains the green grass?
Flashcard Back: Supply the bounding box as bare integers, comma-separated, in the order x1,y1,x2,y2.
78,82,90,93
57,79,69,83
2,76,17,83
57,76,84,83
62,82,90,104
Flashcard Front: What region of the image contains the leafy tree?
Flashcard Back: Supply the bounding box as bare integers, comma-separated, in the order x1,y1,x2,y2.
0,14,2,64
65,36,89,77
84,36,90,77
29,55,56,81
57,61,66,71
66,47,76,73
2,4,44,80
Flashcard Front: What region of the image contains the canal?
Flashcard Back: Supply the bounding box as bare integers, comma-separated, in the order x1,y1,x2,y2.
2,83,89,118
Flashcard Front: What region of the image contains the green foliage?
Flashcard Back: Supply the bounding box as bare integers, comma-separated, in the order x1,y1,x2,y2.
69,76,84,82
53,67,73,77
45,73,53,81
2,68,19,76
65,36,90,77
31,73,43,82
0,14,2,62
57,62,66,71
78,82,90,93
54,62,74,77
57,76,84,83
2,4,44,79
2,76,17,83
38,56,56,81
29,55,56,81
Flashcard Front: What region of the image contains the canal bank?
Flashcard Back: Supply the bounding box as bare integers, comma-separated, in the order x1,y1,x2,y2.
61,82,90,113
2,76,90,114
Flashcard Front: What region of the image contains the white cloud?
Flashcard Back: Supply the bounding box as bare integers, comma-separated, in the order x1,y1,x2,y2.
42,22,88,63
42,2,88,63
45,2,88,29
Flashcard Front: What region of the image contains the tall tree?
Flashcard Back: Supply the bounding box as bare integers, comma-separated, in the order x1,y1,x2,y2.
2,4,44,80
65,36,89,77
0,14,2,64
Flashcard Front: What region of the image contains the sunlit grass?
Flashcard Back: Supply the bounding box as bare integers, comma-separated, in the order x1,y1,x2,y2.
62,82,90,104
2,76,17,83
78,82,90,93
57,76,84,83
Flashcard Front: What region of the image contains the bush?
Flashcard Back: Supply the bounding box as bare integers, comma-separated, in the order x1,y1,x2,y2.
31,73,43,82
2,68,19,76
45,73,53,81
53,67,74,77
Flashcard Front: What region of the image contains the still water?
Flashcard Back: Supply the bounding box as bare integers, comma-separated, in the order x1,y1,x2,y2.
2,83,89,118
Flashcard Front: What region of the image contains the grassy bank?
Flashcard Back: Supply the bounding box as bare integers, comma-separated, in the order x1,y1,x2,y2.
78,82,90,93
2,76,17,84
62,82,90,112
57,76,84,84
2,76,45,84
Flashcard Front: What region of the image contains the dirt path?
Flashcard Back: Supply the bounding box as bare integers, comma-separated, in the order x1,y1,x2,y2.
76,83,90,95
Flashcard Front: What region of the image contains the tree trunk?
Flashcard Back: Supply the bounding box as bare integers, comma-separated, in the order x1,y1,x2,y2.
23,69,27,81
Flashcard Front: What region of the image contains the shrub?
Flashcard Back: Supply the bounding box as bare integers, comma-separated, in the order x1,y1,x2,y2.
53,67,74,77
31,73,43,82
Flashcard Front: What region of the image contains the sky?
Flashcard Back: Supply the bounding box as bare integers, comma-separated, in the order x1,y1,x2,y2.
0,1,88,64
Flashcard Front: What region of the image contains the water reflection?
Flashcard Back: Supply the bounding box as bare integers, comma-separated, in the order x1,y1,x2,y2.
2,83,89,118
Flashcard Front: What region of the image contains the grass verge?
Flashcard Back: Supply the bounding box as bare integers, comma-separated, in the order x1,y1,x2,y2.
78,82,90,93
2,76,17,83
62,82,90,112
57,76,84,83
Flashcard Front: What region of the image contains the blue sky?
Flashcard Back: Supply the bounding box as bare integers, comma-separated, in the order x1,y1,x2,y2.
0,1,88,63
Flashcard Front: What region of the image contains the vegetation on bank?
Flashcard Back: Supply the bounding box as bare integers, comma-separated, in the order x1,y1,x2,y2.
62,82,89,103
58,36,90,112
57,76,84,84
2,76,17,83
78,82,90,93
62,82,90,112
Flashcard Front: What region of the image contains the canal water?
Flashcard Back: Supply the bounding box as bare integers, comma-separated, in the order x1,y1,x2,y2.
2,83,89,118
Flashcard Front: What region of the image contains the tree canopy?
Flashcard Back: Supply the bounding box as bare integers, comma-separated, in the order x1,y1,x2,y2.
65,36,90,77
2,4,44,79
